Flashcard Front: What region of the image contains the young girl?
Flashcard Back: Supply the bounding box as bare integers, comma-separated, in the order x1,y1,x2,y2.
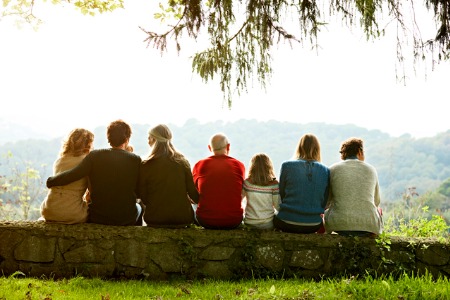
242,153,280,230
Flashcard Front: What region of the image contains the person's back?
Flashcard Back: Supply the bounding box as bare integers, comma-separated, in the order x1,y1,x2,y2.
40,128,94,224
274,134,329,234
193,133,245,229
139,124,199,227
84,148,141,225
278,159,329,223
242,153,280,230
46,120,142,226
325,137,382,236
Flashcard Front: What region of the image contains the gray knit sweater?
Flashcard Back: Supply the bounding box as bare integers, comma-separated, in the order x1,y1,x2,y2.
324,158,382,234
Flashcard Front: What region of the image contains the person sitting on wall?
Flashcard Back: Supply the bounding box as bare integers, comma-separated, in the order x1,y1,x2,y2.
242,153,280,230
40,128,94,224
274,134,330,234
324,137,383,237
138,124,199,228
192,133,245,229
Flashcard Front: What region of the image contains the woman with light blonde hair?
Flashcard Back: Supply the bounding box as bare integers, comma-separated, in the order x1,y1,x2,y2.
274,133,330,233
138,124,199,227
40,128,94,224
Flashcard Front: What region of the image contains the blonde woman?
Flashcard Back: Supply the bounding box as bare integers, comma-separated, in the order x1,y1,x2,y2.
138,124,199,227
274,134,330,233
242,153,280,230
40,128,94,224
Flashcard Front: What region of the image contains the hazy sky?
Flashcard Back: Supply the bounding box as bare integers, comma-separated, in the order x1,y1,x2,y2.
0,1,448,139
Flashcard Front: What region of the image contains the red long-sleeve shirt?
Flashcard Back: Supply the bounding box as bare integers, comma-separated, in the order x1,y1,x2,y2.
193,155,245,227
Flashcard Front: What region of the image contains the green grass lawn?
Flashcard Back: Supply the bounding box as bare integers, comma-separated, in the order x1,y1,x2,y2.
0,273,449,299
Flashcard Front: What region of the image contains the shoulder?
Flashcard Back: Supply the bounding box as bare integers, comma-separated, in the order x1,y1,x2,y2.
362,161,378,174
313,161,330,171
229,156,245,166
85,149,106,158
194,157,208,166
281,160,297,167
329,160,346,169
268,179,279,185
129,152,142,162
64,155,86,163
229,157,245,170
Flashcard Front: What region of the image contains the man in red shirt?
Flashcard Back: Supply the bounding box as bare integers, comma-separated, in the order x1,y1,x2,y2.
192,133,245,229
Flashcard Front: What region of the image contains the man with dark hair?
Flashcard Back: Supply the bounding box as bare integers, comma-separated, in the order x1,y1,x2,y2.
47,119,143,226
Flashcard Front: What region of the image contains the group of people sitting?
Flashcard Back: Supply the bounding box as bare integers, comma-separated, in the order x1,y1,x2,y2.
40,119,383,237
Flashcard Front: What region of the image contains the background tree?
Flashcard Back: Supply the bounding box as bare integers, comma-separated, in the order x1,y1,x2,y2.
2,0,449,106
0,152,46,220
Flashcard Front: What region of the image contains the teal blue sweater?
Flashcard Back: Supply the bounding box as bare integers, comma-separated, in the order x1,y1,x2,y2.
277,159,330,224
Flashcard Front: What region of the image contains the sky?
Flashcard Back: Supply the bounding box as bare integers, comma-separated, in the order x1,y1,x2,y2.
0,1,449,140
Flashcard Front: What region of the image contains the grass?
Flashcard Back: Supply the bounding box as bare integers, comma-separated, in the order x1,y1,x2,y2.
0,273,449,299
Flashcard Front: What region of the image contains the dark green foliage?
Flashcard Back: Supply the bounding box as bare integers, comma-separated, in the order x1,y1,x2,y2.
438,178,450,197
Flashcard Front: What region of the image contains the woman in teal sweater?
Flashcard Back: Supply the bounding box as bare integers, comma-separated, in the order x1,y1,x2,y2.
274,134,330,233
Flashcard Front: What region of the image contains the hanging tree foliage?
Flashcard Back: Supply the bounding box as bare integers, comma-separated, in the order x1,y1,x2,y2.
2,0,450,106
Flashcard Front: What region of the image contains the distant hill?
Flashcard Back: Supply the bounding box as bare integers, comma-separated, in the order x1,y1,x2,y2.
1,118,449,202
0,119,53,144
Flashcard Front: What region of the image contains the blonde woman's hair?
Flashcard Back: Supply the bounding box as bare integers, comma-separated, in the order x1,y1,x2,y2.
60,128,94,157
295,134,321,162
145,124,188,166
247,153,276,186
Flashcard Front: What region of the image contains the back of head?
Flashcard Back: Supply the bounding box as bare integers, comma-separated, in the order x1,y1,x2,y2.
210,133,229,153
339,137,363,160
295,134,321,162
61,128,94,157
147,124,185,163
107,120,132,147
248,153,275,186
150,124,172,144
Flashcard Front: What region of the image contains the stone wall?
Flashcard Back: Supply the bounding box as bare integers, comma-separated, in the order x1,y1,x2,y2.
0,221,449,280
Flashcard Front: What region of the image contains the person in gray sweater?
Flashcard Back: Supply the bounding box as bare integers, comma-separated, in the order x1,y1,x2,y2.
324,137,383,237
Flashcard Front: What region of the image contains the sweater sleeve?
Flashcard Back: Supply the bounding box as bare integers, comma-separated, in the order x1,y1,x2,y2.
137,163,146,201
46,154,91,188
272,193,281,211
278,163,286,201
374,180,381,207
185,162,199,203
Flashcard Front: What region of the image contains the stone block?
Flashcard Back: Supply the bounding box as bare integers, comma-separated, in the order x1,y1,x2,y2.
201,261,233,279
115,239,149,268
0,230,23,258
200,246,235,261
416,245,449,266
256,243,284,271
289,249,324,270
148,243,183,273
64,244,110,263
14,236,56,262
